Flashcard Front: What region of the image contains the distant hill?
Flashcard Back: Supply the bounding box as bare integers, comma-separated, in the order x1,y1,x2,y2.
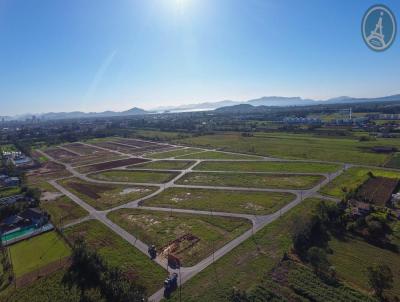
4,94,400,121
214,94,400,112
153,94,400,113
6,107,149,121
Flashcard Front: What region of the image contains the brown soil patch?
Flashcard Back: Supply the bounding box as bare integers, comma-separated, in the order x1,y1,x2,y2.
82,157,150,172
67,181,114,199
160,233,200,258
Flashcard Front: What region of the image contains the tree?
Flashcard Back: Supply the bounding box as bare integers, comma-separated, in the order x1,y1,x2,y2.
307,247,329,274
100,266,147,302
367,264,393,298
63,238,105,300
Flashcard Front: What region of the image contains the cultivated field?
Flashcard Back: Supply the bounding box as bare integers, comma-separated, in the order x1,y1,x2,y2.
143,187,295,215
107,209,252,266
58,178,156,210
329,236,400,299
320,167,400,198
177,172,324,189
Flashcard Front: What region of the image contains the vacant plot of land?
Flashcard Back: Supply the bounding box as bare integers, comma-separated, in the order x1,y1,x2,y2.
179,132,400,166
108,209,251,266
166,198,323,301
178,150,261,160
64,220,166,293
89,170,179,184
329,236,400,299
115,138,161,148
25,161,70,183
177,172,323,189
41,195,87,226
70,154,127,167
194,161,341,173
143,187,295,215
62,143,103,156
59,178,156,210
44,148,78,161
10,231,70,277
130,160,195,170
90,141,139,154
148,148,204,159
76,157,150,173
320,167,400,198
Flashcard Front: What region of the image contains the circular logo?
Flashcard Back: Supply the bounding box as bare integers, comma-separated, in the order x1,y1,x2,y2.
362,4,397,52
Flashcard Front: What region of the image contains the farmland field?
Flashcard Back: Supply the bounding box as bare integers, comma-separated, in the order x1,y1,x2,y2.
108,209,251,266
148,148,203,159
328,236,400,299
64,220,166,293
177,150,261,160
143,187,295,215
194,161,341,173
58,178,157,210
89,169,179,184
167,198,324,301
320,167,400,198
177,172,323,189
177,132,400,165
41,195,87,226
5,270,81,302
130,160,195,170
10,231,70,277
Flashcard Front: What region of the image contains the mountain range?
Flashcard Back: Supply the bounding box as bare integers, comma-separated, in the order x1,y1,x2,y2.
2,94,400,121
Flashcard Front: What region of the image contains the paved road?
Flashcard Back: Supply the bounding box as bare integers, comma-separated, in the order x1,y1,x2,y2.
39,142,348,302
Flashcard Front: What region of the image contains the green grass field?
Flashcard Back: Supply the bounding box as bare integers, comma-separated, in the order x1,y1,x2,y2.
5,270,83,302
177,172,323,189
177,150,261,160
89,170,178,184
134,130,192,141
64,220,166,293
166,198,323,301
143,187,295,215
0,144,16,152
108,209,251,267
148,148,203,159
177,132,400,166
386,153,400,169
41,195,88,227
59,178,157,210
131,160,195,170
10,232,71,278
194,161,341,173
320,167,400,198
328,236,400,299
0,187,21,198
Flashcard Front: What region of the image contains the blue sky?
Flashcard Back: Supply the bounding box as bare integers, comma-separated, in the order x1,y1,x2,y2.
0,0,399,115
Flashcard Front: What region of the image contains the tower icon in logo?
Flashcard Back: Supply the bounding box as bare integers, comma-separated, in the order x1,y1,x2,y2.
362,5,397,52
